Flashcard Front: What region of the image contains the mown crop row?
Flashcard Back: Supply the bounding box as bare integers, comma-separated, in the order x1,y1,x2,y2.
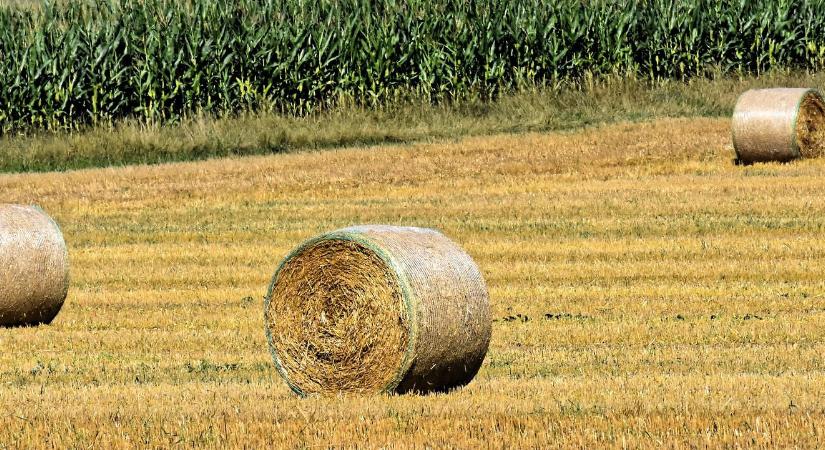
1,0,824,132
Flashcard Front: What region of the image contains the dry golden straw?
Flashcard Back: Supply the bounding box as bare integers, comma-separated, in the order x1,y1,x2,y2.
732,88,825,164
0,204,69,327
264,225,491,396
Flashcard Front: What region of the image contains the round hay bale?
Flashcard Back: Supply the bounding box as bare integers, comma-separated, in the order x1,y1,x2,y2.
0,204,69,327
264,225,491,396
732,88,825,164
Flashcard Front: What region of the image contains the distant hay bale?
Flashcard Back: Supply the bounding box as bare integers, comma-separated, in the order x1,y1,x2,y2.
264,225,491,396
0,204,69,327
732,88,825,164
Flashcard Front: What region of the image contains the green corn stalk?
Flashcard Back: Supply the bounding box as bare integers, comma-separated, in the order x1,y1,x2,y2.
0,0,823,133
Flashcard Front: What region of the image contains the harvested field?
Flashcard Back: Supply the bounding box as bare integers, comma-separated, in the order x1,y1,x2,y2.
1,117,825,447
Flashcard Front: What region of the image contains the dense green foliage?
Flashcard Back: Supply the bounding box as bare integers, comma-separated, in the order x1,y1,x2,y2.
1,0,825,132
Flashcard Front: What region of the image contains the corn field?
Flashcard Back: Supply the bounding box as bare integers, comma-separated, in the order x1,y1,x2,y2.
1,0,825,133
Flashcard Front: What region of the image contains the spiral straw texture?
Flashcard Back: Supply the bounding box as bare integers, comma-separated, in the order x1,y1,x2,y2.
264,225,491,396
732,88,825,164
0,204,69,327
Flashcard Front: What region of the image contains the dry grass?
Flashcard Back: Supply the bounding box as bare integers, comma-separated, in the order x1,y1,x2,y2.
266,238,408,395
798,91,825,158
1,117,825,447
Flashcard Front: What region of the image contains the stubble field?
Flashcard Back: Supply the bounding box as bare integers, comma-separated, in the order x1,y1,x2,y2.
1,117,825,448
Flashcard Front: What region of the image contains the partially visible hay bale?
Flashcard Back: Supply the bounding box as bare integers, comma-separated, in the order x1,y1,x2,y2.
732,88,825,164
264,225,491,396
0,204,69,327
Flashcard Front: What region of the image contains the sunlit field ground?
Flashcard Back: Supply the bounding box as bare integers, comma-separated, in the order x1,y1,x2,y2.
2,117,825,447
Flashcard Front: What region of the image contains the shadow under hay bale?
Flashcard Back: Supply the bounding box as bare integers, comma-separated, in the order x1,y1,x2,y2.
732,88,825,164
264,225,491,396
0,204,69,327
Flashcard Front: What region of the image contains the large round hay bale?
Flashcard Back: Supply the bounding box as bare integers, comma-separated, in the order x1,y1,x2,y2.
264,225,491,396
0,204,69,327
732,88,825,164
